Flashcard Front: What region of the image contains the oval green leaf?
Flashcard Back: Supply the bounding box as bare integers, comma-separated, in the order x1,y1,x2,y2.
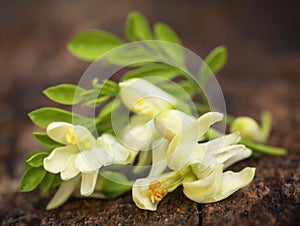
21,167,47,192
26,151,49,168
28,107,93,129
199,46,227,83
67,30,124,62
125,12,153,41
43,84,86,105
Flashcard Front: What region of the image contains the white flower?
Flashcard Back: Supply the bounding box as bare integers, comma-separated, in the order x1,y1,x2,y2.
154,110,224,171
44,122,133,196
132,110,255,211
119,78,176,117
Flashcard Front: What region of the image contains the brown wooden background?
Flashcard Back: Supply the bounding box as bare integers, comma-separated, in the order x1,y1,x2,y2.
0,0,299,225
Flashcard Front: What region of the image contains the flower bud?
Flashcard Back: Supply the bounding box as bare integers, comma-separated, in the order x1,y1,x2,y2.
230,117,263,142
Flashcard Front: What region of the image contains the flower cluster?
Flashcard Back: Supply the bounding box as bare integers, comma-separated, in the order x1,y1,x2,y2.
31,78,255,210
21,12,287,211
119,79,255,210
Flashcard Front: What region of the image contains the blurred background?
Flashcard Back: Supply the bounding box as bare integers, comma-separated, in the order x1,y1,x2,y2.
0,0,299,194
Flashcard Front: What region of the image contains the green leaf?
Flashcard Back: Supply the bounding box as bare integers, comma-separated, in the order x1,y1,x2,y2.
40,172,55,193
107,43,160,67
154,22,181,45
67,30,124,62
43,84,86,105
28,107,93,129
21,167,47,192
154,22,184,64
125,12,153,41
26,151,49,167
199,46,227,83
33,132,61,148
96,171,133,199
122,64,179,81
84,96,110,108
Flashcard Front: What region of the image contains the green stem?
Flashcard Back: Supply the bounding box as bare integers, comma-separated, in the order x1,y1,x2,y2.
240,139,287,156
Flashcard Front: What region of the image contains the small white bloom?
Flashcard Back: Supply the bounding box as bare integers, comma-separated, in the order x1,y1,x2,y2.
132,110,255,211
44,122,133,196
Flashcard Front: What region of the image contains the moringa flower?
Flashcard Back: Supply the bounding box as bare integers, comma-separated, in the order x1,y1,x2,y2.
119,78,176,117
44,122,133,196
132,110,255,211
132,159,255,211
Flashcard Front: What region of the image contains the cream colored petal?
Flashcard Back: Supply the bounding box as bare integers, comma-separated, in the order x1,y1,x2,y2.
46,176,80,210
222,148,252,169
75,148,104,173
99,134,131,163
74,125,97,151
120,120,157,151
190,132,241,166
80,172,98,196
60,154,80,180
47,122,74,144
182,162,223,202
198,132,241,155
148,138,169,177
167,123,199,171
119,78,175,117
154,110,197,140
129,114,152,128
197,112,223,138
43,145,77,174
198,167,255,203
132,176,162,211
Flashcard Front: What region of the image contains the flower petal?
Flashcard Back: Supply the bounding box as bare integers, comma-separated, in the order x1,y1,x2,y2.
47,122,74,144
167,123,199,171
197,112,223,138
80,171,98,196
132,177,159,211
99,134,133,163
198,167,256,203
60,154,80,180
119,78,175,117
182,162,223,202
221,148,252,169
155,110,197,140
43,145,78,173
148,138,169,177
74,125,97,151
189,132,241,166
75,148,104,173
121,120,157,151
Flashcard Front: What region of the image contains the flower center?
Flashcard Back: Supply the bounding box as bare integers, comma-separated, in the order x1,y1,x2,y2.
147,181,168,203
65,128,77,145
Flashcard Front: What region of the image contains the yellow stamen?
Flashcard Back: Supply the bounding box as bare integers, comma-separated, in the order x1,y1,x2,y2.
65,128,76,144
149,181,161,190
147,181,168,203
154,192,163,202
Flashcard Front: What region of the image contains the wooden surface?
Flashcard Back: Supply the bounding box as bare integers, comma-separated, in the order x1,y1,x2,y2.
0,1,299,225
